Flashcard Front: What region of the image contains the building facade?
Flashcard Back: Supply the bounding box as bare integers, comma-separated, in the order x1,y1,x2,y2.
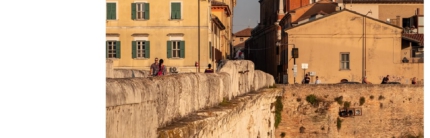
246,0,338,83
284,10,423,84
232,28,252,52
106,0,235,73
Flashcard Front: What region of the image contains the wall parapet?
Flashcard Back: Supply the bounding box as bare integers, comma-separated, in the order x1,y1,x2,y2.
106,60,275,138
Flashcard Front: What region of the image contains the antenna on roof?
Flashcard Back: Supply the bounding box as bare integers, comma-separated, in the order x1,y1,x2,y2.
248,19,250,28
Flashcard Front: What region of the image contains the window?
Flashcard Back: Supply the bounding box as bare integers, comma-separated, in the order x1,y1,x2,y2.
106,41,121,58
132,41,150,58
106,3,117,20
340,53,350,70
132,3,150,20
240,38,244,41
167,40,185,58
171,2,181,19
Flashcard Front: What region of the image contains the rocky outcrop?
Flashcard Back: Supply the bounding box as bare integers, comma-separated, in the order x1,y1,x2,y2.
106,60,275,138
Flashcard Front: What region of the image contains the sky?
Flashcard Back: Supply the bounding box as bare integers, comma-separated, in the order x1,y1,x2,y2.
233,0,260,33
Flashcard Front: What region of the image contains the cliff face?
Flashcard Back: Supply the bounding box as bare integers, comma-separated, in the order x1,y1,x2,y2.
275,84,424,138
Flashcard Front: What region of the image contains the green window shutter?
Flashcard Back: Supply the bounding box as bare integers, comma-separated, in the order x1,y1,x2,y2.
106,41,108,58
180,41,185,58
144,3,150,19
167,41,172,58
106,4,110,19
209,42,212,59
110,3,116,19
177,3,181,19
131,3,136,20
116,41,121,58
145,41,150,58
132,41,137,58
170,3,175,19
171,3,180,19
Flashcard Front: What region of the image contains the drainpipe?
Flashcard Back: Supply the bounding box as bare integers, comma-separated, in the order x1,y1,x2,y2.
198,0,201,72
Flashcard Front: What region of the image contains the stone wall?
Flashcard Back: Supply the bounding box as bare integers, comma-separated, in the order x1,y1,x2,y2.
275,84,424,138
106,60,275,138
157,88,282,138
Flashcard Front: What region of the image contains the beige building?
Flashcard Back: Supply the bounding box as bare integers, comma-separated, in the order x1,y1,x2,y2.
283,9,423,84
210,0,236,62
232,27,252,52
337,0,423,32
106,0,235,73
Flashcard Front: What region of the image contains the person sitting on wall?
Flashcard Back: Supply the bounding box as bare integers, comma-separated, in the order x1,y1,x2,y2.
362,76,371,84
412,77,417,84
204,64,214,73
381,75,389,84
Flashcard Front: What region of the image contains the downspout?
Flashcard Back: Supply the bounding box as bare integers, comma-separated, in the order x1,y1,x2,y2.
198,0,201,72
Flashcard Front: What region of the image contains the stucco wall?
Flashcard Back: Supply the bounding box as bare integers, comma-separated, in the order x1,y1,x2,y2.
106,0,213,72
158,88,282,138
285,10,423,84
106,60,275,138
276,84,423,138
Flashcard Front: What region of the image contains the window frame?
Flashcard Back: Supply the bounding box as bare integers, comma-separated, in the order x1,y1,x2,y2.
136,41,146,58
171,41,181,58
340,52,350,70
106,2,118,20
107,41,117,58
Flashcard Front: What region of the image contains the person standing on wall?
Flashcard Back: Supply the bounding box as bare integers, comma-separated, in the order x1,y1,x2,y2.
157,59,167,76
381,75,389,84
150,57,159,76
315,76,321,84
302,74,310,84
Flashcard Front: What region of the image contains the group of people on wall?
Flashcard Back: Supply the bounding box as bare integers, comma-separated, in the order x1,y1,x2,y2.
149,57,215,77
300,74,418,85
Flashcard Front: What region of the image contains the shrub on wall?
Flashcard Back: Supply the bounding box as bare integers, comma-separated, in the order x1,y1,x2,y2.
306,94,319,106
337,117,342,131
275,96,283,128
343,101,351,108
359,97,366,106
334,96,344,105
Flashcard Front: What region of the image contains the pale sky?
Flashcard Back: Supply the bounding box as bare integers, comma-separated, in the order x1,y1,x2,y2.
233,0,260,33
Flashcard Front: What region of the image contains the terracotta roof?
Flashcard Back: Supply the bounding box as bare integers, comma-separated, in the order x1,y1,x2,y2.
290,1,338,23
346,0,423,3
402,34,424,46
234,28,253,37
286,9,403,31
211,1,227,6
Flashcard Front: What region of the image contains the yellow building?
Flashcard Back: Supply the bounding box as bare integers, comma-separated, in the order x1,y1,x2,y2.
106,0,214,73
283,9,423,84
210,0,236,60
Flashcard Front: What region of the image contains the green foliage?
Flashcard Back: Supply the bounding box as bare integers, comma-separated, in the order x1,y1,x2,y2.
370,95,374,100
269,84,277,88
378,95,385,100
280,132,286,138
274,96,283,128
337,117,342,131
359,97,366,106
334,96,344,105
343,101,351,108
219,97,229,106
306,94,319,105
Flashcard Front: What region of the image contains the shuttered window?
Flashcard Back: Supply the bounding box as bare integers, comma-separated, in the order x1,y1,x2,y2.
106,3,116,20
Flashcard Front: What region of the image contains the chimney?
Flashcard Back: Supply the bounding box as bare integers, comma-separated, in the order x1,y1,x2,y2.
417,8,420,15
336,6,341,11
396,16,400,27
